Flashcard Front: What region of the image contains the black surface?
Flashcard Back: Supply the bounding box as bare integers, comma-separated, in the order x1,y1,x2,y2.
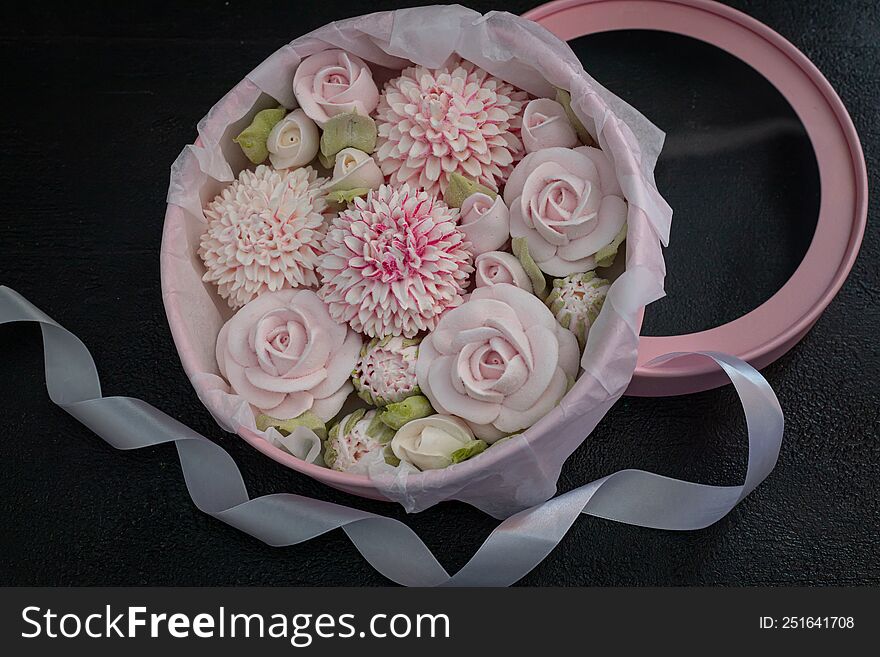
0,0,877,586
573,30,821,336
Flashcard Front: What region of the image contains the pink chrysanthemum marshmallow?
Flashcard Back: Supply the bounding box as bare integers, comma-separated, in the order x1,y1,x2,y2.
317,184,473,338
375,59,528,200
199,165,328,309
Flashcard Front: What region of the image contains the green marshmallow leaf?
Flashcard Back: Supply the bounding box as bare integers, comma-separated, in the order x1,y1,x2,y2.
233,106,287,164
366,411,397,445
443,173,497,208
595,223,627,268
256,410,327,441
317,149,336,170
555,88,594,147
450,440,488,464
383,444,401,467
320,112,377,159
512,237,548,299
326,187,370,206
378,395,435,431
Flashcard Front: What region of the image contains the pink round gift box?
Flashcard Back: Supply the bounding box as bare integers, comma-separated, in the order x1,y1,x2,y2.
161,17,647,503
162,0,866,502
524,0,868,396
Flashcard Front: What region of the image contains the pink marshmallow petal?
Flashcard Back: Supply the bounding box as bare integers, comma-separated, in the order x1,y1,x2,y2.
265,391,314,421
293,50,378,126
324,73,379,114
537,173,586,221
557,194,627,260
225,290,299,367
561,191,603,241
488,335,519,361
474,251,531,291
466,420,510,443
224,358,286,411
245,366,327,393
483,317,533,370
274,311,332,380
489,353,529,396
253,312,300,376
522,99,579,153
428,356,502,425
310,381,354,422
416,335,441,391
458,194,510,256
575,146,623,197
502,325,559,411
503,151,537,206
509,202,557,262
455,345,506,403
495,367,567,433
451,326,502,351
478,283,557,331
429,298,519,354
535,252,597,278
294,290,349,346
555,323,581,379
309,328,362,399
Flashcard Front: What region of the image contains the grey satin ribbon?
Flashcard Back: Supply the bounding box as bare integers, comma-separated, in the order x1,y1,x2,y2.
0,286,783,586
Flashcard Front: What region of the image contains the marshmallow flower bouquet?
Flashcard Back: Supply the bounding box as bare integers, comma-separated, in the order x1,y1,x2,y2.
161,6,671,518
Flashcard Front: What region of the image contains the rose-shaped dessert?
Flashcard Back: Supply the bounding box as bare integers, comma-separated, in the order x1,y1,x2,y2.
216,289,361,421
293,50,379,126
504,146,627,277
474,251,532,293
325,148,384,193
390,415,486,471
521,99,578,153
458,193,510,255
266,109,320,170
416,284,579,441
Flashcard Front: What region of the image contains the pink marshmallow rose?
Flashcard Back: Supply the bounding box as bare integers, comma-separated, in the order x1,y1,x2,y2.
293,50,379,126
474,251,532,293
521,99,578,153
504,146,627,277
416,283,579,441
216,289,361,421
458,193,510,256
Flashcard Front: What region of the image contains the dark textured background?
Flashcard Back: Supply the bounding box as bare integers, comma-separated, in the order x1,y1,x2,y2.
0,0,877,586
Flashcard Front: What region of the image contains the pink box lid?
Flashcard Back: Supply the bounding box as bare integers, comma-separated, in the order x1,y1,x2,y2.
525,0,868,396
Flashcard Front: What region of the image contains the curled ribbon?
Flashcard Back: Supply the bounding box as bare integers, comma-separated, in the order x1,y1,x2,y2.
0,286,782,586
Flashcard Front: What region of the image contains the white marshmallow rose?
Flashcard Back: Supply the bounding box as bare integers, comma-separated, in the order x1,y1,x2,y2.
266,109,320,170
504,146,627,277
216,289,361,421
325,148,384,192
390,415,484,471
